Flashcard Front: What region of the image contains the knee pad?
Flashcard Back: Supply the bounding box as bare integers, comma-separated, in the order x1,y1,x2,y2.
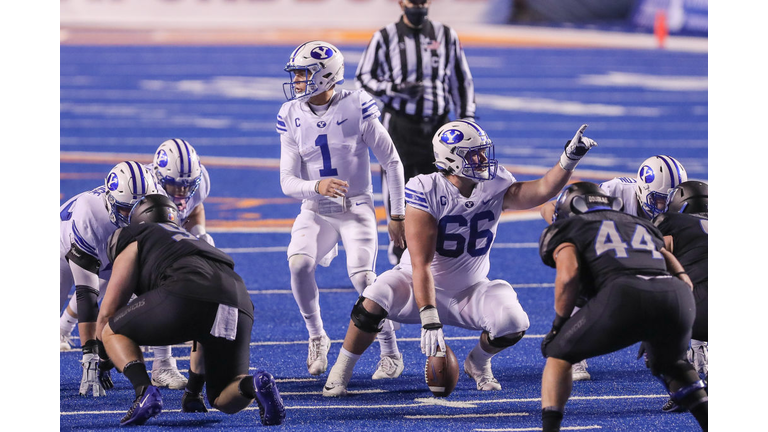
288,254,316,277
350,296,387,334
75,285,99,323
350,271,376,295
655,359,708,410
486,330,525,349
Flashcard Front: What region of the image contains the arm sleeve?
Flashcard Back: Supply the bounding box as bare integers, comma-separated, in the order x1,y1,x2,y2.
355,32,392,97
279,134,319,200
362,117,405,216
447,29,476,119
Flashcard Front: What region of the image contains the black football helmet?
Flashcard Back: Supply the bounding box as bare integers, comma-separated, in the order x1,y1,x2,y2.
665,181,708,214
129,194,180,225
552,181,623,222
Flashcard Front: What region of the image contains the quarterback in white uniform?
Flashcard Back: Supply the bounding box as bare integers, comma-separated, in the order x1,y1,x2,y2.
278,41,407,379
323,120,598,396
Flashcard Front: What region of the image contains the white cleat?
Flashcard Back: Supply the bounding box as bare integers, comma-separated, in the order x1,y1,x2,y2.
151,357,188,390
463,351,501,391
372,353,404,380
688,341,708,378
60,332,73,351
307,334,331,376
322,379,348,397
323,361,353,397
571,360,591,381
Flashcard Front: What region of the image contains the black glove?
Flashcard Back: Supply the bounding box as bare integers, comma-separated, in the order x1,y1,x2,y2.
541,314,569,358
98,359,115,390
391,82,424,99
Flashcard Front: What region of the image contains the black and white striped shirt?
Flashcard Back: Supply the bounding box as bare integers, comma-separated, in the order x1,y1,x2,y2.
355,17,476,120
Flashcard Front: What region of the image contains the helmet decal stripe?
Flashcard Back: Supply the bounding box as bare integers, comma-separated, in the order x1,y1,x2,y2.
182,140,192,176
172,139,188,177
125,161,140,198
659,155,681,188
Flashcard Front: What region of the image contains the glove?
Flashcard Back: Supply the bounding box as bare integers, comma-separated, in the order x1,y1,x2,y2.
197,233,215,247
390,82,424,99
98,358,115,390
541,314,569,358
636,342,651,368
559,124,598,171
419,305,446,357
79,353,106,397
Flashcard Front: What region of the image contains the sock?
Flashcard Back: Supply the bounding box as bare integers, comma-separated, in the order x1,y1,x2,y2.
326,348,360,386
152,346,172,368
186,371,205,395
238,375,257,399
303,311,325,339
60,310,78,335
339,347,361,362
377,325,400,358
470,342,495,364
542,407,564,432
123,361,152,397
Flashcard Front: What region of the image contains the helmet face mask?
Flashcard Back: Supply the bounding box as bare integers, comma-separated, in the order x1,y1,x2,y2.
283,41,345,102
432,120,498,181
635,155,687,218
153,139,203,211
105,161,159,227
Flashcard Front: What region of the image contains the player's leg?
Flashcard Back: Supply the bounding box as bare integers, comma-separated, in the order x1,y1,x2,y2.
181,343,208,413
60,258,78,350
541,357,572,432
690,281,708,380
287,210,339,375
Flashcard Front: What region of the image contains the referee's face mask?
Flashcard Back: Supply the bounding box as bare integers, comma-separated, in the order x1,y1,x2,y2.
401,0,429,28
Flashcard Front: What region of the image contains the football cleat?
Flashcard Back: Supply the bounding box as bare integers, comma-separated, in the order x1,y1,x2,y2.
120,385,163,426
253,370,286,426
151,357,188,390
307,334,331,376
571,360,591,381
662,398,686,413
60,332,73,351
372,353,404,380
463,351,501,391
181,391,208,413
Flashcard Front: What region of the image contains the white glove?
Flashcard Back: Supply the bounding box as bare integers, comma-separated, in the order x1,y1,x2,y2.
419,306,446,357
79,353,106,397
197,233,215,247
559,124,598,171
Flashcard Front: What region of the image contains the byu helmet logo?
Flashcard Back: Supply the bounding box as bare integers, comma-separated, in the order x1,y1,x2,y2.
107,173,119,191
310,46,332,60
440,129,464,145
640,165,655,184
156,149,169,168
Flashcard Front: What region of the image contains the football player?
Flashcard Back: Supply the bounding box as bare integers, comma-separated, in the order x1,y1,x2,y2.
95,194,285,426
322,120,597,396
653,181,708,412
59,161,158,396
277,41,408,379
538,182,707,431
540,154,688,381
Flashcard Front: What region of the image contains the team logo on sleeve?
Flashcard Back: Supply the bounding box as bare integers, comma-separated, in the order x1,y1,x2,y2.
311,46,333,60
156,149,169,168
440,129,464,145
639,165,655,184
107,173,119,191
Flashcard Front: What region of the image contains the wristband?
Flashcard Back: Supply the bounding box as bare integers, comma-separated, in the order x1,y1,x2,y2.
390,215,405,221
314,180,321,194
419,305,442,329
673,271,687,277
188,224,205,237
559,152,578,171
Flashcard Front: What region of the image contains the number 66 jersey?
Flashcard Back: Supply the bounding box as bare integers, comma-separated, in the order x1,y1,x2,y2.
398,167,516,291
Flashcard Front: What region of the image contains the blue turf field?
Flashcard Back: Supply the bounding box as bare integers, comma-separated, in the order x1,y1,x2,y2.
60,44,707,430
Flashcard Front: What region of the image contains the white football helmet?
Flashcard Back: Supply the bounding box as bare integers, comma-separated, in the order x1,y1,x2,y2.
283,41,345,102
153,139,203,209
105,161,159,227
635,155,688,218
432,119,498,181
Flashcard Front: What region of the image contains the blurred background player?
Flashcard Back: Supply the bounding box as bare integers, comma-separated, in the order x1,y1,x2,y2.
540,154,688,381
355,0,476,264
59,161,158,396
538,182,707,431
653,181,708,412
277,41,408,379
322,121,597,396
95,195,285,426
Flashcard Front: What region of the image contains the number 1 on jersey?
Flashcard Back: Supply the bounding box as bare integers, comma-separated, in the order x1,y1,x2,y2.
315,134,338,176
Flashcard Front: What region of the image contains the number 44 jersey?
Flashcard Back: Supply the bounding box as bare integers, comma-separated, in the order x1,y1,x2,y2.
399,167,516,291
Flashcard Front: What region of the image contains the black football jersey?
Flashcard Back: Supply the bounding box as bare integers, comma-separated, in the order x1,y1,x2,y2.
107,222,252,314
539,210,669,296
653,212,708,285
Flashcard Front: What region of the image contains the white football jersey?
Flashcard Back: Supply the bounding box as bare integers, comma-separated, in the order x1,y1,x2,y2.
59,186,118,275
145,162,211,223
399,167,517,290
599,176,647,219
276,89,387,198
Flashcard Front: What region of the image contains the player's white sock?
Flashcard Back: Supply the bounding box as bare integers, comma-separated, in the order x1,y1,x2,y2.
303,310,325,338
152,346,172,367
470,342,495,363
377,321,400,358
60,309,78,335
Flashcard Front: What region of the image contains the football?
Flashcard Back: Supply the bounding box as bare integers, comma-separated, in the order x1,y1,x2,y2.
424,344,459,397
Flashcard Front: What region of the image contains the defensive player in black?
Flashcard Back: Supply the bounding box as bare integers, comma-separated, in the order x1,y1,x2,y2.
537,182,708,431
653,180,708,412
94,195,286,426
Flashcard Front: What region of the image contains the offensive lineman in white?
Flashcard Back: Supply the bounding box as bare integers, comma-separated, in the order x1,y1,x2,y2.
539,154,689,382
277,41,408,379
59,161,158,396
322,120,598,396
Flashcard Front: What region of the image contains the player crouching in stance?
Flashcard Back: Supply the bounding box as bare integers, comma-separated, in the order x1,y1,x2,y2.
538,182,707,431
322,120,598,396
95,195,285,426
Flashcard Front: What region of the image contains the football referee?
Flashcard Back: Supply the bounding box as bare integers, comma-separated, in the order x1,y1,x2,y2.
355,0,476,264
